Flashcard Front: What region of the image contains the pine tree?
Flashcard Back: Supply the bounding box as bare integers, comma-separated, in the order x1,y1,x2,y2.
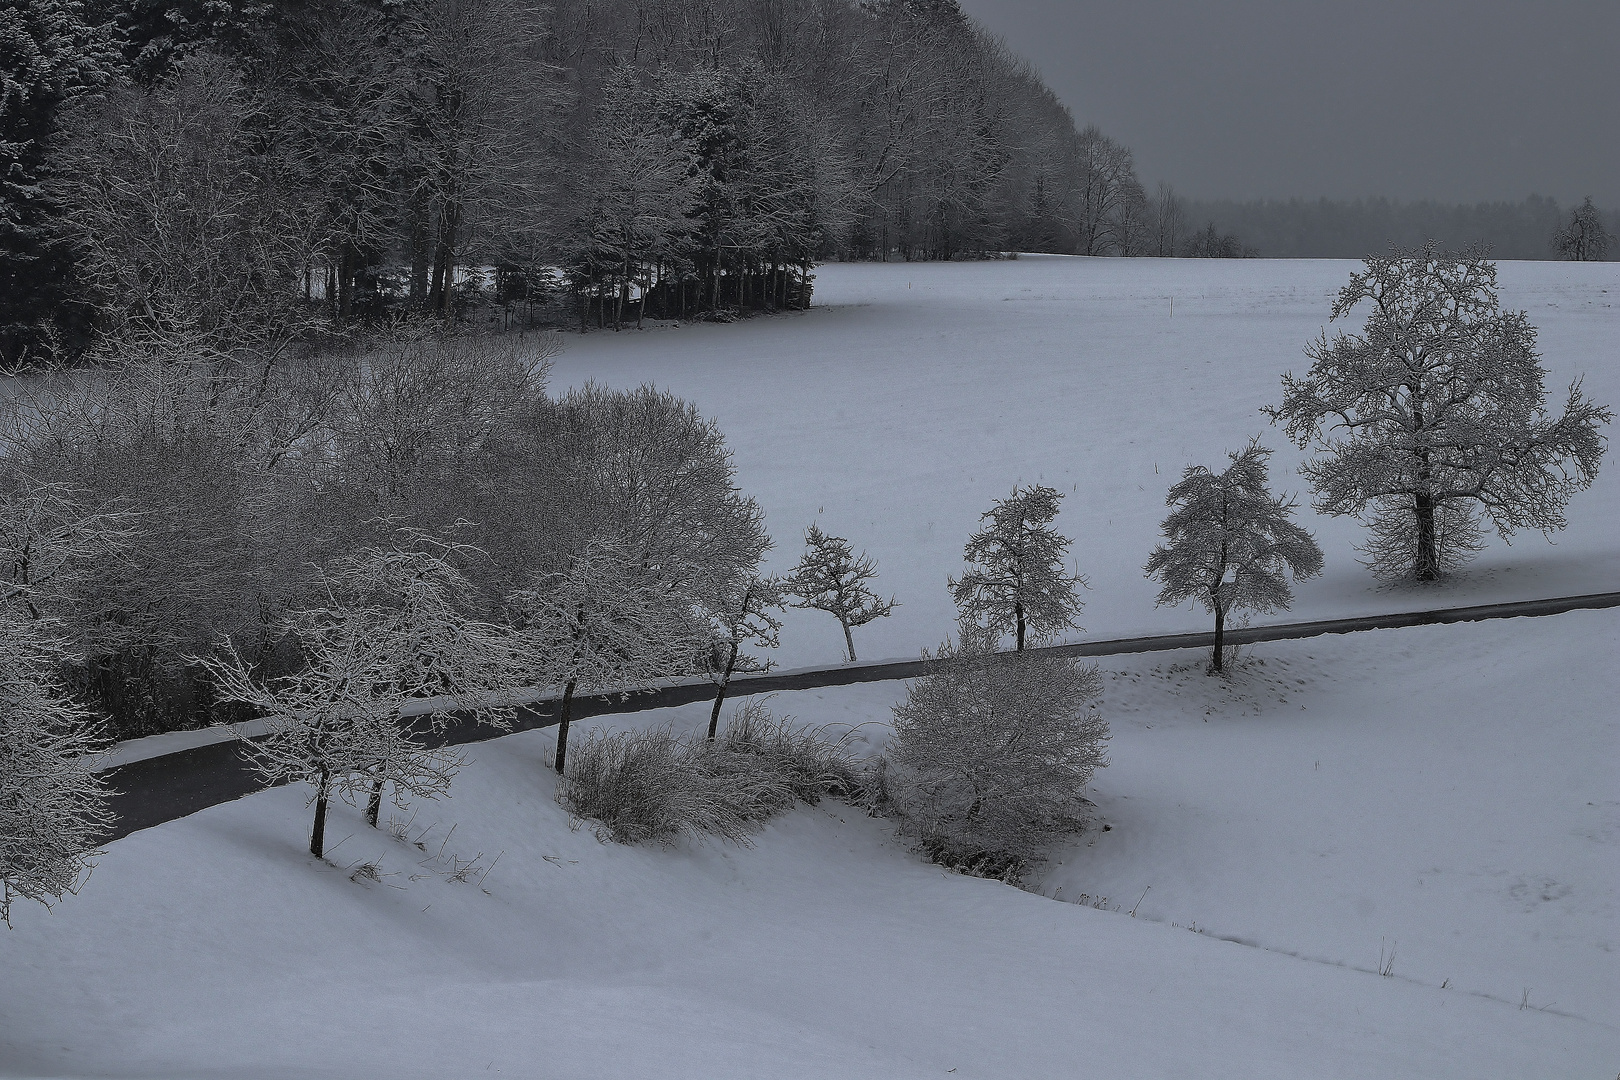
786,523,895,662
950,484,1084,651
1144,441,1324,674
1267,244,1610,581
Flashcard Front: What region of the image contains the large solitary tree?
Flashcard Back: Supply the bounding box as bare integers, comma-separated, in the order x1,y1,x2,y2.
1551,197,1612,262
1267,244,1610,581
949,484,1085,651
1145,441,1323,674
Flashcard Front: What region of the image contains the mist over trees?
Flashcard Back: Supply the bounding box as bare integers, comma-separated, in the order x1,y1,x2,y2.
1181,196,1619,261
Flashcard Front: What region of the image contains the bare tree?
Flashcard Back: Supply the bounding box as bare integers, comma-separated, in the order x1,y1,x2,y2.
203,544,525,857
1551,197,1612,262
885,623,1107,881
1151,181,1186,258
507,537,704,774
700,573,785,740
1071,125,1139,256
1267,244,1610,581
1144,441,1324,673
786,523,895,662
950,484,1085,651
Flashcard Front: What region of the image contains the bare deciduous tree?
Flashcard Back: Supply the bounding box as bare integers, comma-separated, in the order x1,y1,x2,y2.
1145,440,1324,673
0,616,110,927
1551,197,1612,262
1267,244,1610,581
700,573,785,740
507,537,704,774
786,523,895,662
950,484,1085,651
203,544,524,857
885,624,1107,881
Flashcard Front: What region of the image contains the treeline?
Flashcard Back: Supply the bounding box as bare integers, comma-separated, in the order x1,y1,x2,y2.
1181,195,1620,261
0,332,777,743
2,0,1163,363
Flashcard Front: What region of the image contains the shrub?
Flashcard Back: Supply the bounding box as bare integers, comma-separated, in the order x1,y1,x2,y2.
557,704,861,845
884,627,1108,881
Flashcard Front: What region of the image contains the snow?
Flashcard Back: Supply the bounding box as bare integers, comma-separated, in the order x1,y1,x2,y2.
546,256,1620,671
7,258,1617,1078
3,610,1615,1078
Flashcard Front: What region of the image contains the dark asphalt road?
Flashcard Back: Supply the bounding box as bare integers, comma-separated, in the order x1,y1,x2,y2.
94,590,1620,844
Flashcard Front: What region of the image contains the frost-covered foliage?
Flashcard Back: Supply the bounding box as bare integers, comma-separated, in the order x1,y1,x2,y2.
203,544,526,857
950,484,1085,651
1355,495,1484,580
786,523,895,663
884,627,1107,881
1268,244,1611,581
507,537,706,773
557,703,858,845
1145,441,1323,673
1551,197,1611,262
0,613,110,926
700,574,785,739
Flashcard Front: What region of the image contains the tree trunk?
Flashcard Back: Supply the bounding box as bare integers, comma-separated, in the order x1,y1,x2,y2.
1014,600,1026,652
409,193,431,310
365,773,383,828
842,621,857,663
1414,491,1439,581
311,767,330,858
1211,604,1225,674
707,641,739,740
554,678,577,773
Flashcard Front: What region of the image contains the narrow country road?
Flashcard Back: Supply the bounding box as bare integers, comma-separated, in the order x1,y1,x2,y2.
94,590,1620,844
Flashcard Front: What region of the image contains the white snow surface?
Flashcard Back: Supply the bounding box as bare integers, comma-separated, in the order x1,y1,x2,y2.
7,258,1617,1078
547,256,1620,671
2,611,1615,1078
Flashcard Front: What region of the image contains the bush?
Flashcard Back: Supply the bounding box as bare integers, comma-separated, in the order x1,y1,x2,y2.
883,627,1108,881
556,704,861,845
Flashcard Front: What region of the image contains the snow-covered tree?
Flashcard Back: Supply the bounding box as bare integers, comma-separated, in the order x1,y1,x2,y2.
0,478,134,621
0,613,110,926
507,537,704,774
203,544,525,858
1551,197,1612,262
1267,244,1611,581
700,573,785,740
885,624,1107,881
1144,441,1324,674
0,0,117,366
950,484,1085,651
786,523,895,663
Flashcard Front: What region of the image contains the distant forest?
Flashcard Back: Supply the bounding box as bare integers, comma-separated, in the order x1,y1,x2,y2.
1180,196,1620,262
2,0,1165,363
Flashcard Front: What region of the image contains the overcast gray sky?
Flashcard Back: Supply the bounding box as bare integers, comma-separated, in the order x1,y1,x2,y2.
955,0,1620,206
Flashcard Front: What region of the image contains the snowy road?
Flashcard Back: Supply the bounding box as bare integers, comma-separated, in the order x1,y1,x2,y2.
95,588,1620,844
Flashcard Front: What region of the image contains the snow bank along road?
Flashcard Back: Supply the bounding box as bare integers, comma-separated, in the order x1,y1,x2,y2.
94,590,1620,844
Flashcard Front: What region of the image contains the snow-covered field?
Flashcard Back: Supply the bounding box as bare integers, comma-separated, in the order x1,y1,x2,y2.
3,611,1614,1077
4,258,1617,1078
549,256,1620,670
